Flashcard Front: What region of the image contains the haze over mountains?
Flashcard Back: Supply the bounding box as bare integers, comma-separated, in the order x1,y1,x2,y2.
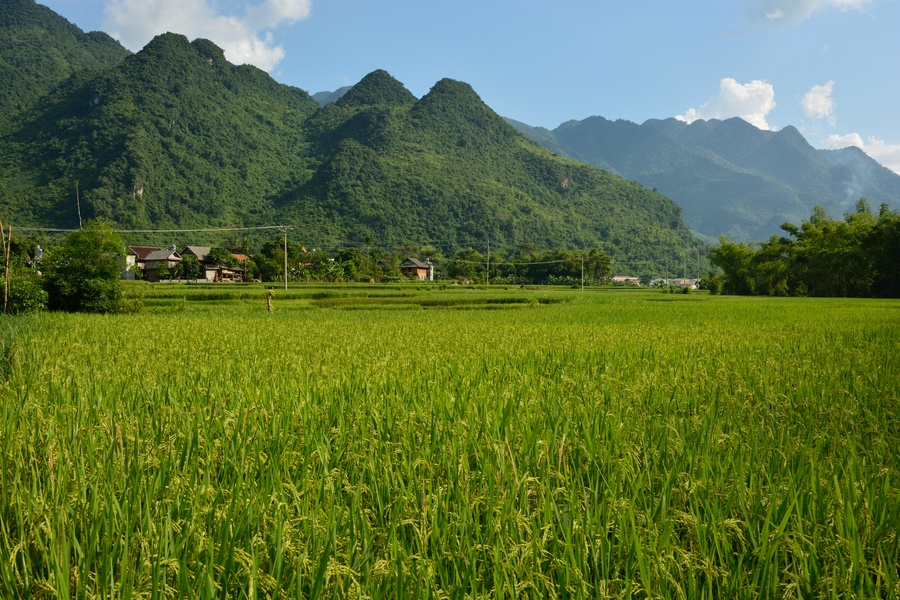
508,116,900,241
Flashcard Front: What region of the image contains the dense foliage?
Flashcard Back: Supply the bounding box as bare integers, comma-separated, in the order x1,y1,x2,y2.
708,201,900,297
7,274,47,314
0,5,699,265
0,32,320,231
248,236,613,285
0,0,129,126
41,219,126,312
0,234,45,314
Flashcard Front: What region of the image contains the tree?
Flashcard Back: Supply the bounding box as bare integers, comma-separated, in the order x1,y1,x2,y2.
582,249,613,284
871,205,900,297
708,236,756,295
182,255,202,280
43,220,126,313
208,247,236,267
750,234,794,296
707,204,899,298
447,248,484,282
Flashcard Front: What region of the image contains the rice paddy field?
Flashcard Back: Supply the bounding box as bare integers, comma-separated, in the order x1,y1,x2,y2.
0,285,898,598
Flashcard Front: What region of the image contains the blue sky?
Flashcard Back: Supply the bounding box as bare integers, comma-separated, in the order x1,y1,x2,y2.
39,0,900,173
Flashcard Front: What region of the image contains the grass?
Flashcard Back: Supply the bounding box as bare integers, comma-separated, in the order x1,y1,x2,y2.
1,286,898,598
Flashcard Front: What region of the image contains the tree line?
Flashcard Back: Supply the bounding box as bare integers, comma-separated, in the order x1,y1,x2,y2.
706,201,900,298
0,220,618,314
245,241,613,287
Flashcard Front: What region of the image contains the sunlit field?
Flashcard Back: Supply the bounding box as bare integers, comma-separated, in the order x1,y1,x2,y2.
1,286,898,598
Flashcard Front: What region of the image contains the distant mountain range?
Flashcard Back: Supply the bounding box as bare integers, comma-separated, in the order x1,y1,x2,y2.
8,0,890,254
0,0,697,263
507,116,900,241
312,86,350,107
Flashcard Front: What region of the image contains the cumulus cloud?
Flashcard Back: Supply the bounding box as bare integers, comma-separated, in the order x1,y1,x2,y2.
802,81,836,124
824,133,900,174
824,133,864,148
749,0,871,24
676,78,777,130
104,0,311,71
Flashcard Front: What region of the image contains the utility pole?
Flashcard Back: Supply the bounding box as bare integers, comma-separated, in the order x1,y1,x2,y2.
0,220,10,314
581,254,585,291
283,227,288,291
486,239,490,286
75,181,83,229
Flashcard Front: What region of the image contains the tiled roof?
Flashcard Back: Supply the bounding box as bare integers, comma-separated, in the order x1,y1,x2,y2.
144,249,181,261
401,257,428,269
129,246,161,260
182,246,212,260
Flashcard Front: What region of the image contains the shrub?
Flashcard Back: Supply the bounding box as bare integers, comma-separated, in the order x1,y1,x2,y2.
42,220,126,313
8,275,48,314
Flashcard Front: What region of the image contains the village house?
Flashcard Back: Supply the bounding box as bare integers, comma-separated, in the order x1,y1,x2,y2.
124,245,245,282
650,277,699,289
180,245,246,282
126,245,182,281
181,246,218,281
142,247,182,281
400,258,434,281
672,278,699,290
181,245,211,263
611,275,641,286
126,246,161,276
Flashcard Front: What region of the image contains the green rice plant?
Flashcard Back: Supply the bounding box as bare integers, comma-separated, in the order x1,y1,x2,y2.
0,290,897,598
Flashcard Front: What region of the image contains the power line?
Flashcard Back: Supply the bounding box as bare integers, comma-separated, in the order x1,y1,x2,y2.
121,226,290,233
14,225,290,233
451,258,608,266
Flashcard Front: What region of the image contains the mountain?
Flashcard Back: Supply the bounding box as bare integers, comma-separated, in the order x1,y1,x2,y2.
510,116,900,241
0,0,130,126
0,32,321,229
0,6,697,262
254,72,698,260
312,86,351,106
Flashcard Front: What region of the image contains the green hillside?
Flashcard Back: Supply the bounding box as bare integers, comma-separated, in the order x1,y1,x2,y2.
1,33,321,229
0,0,129,125
286,73,694,258
0,3,698,261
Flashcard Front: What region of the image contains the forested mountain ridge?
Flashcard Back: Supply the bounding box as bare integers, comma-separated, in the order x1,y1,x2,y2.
1,32,321,229
509,115,900,241
0,0,130,126
0,4,698,261
264,71,696,258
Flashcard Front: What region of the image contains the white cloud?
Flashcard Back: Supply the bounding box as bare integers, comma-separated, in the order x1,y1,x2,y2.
823,132,864,148
676,78,777,130
802,80,836,124
824,133,900,174
749,0,871,24
104,0,311,71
